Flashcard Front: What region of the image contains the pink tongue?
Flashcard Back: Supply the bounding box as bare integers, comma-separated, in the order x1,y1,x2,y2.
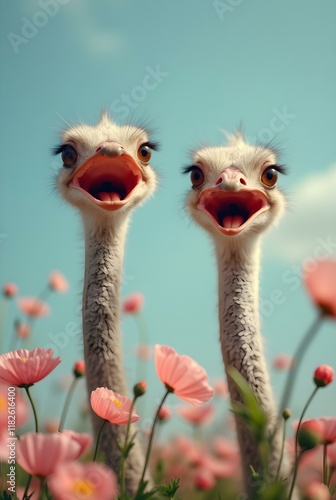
222,214,245,229
98,192,121,202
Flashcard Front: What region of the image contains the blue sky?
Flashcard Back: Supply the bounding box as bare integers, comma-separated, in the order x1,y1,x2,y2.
1,0,336,435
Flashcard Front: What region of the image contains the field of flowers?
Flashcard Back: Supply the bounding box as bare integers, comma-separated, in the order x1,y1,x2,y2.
0,261,336,499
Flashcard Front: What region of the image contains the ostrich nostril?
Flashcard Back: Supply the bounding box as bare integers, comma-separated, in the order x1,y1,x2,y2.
215,177,223,186
95,146,102,152
240,177,247,186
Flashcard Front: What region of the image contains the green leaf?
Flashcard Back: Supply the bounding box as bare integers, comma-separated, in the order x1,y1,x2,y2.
156,478,180,498
228,367,268,442
134,480,157,500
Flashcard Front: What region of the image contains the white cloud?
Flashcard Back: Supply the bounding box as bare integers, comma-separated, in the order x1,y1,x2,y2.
263,164,336,262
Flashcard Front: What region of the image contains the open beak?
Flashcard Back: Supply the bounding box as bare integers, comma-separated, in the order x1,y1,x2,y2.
197,188,270,235
68,147,144,211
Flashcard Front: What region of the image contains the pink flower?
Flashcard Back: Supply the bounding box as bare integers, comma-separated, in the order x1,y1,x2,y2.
314,365,334,387
212,437,240,460
62,430,93,458
49,270,69,293
90,387,140,425
158,405,172,422
17,432,80,477
303,259,336,318
17,296,50,318
304,482,331,500
122,292,144,313
48,461,118,500
200,452,238,479
178,404,214,426
154,345,214,405
73,360,85,378
0,348,61,387
316,418,336,444
273,354,294,371
194,467,216,490
175,435,203,465
3,283,18,297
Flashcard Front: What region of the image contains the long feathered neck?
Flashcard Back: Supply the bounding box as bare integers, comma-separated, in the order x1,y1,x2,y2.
82,217,128,395
81,214,146,495
215,237,279,491
215,238,271,395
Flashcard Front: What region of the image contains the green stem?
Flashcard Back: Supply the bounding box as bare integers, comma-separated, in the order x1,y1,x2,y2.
58,377,78,432
119,397,137,497
294,387,319,461
323,444,328,485
22,474,33,499
37,286,51,303
136,389,170,494
279,312,325,413
288,386,319,499
24,385,39,433
288,451,303,500
328,466,335,488
275,417,287,480
93,420,108,461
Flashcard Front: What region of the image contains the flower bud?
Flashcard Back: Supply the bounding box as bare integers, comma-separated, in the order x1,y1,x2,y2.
298,420,325,450
3,283,18,297
158,406,172,422
49,271,69,293
122,293,144,314
133,381,147,398
73,360,85,378
314,365,334,388
282,408,291,421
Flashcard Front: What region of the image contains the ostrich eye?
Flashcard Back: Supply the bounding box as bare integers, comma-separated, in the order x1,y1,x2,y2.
61,145,78,168
190,167,204,188
137,145,151,164
261,167,278,187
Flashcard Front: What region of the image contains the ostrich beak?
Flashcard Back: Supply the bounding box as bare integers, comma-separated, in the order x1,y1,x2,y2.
68,143,144,211
197,171,270,235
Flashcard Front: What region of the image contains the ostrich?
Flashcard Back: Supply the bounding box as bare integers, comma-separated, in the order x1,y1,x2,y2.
184,132,289,494
54,112,158,494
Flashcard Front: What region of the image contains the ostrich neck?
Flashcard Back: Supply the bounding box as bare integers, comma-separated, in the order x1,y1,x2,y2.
216,239,274,406
82,219,128,396
215,239,279,488
80,216,148,495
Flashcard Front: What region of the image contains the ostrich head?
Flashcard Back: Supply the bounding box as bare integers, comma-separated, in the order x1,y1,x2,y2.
55,113,158,223
184,132,286,245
